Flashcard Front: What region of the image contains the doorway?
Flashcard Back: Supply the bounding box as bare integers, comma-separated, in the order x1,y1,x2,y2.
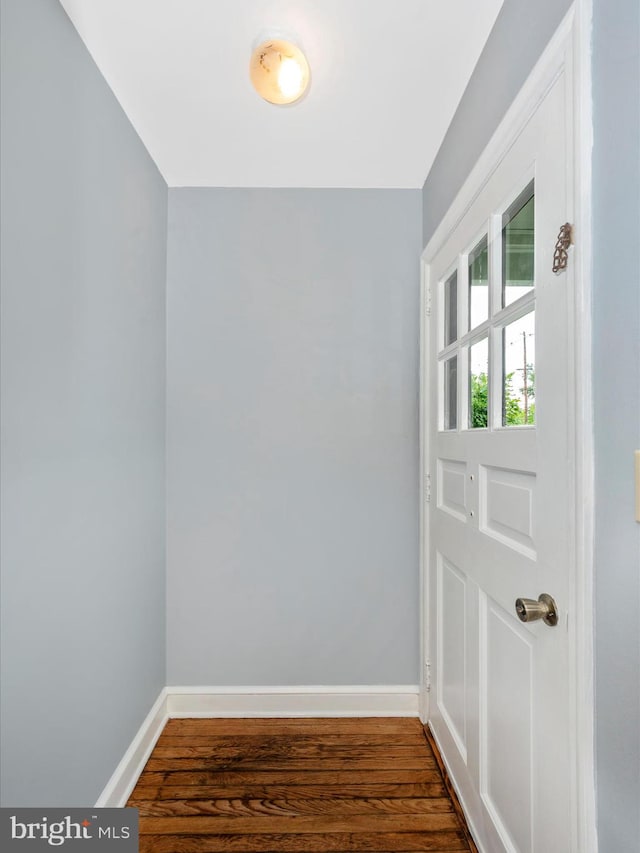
420,13,595,852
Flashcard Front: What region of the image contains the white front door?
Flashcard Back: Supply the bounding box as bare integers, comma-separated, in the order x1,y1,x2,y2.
423,45,576,853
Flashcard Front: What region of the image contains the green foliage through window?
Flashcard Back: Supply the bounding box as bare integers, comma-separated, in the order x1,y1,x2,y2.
505,365,535,425
469,369,536,428
470,372,488,428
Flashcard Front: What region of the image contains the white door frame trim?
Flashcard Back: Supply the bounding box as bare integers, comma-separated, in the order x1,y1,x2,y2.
419,3,597,851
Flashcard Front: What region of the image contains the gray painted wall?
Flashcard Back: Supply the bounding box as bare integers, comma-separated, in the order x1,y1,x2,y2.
421,0,573,246
167,188,421,686
422,0,640,850
592,1,640,850
0,0,167,806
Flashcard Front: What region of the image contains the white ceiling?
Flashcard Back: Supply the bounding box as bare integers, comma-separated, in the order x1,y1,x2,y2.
59,0,504,188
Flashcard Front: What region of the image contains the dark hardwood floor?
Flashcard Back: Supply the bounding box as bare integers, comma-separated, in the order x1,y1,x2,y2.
128,717,476,852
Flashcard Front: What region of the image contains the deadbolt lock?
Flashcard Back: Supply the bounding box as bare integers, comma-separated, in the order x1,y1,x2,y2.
515,593,558,626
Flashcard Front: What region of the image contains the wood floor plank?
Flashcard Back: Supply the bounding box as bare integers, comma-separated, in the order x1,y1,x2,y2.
136,768,446,786
162,718,424,736
139,830,470,852
152,744,435,760
133,796,455,817
128,718,474,853
138,814,461,834
129,782,448,800
144,756,436,772
157,733,429,748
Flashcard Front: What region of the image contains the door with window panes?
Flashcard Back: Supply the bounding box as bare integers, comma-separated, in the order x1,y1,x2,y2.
426,70,573,853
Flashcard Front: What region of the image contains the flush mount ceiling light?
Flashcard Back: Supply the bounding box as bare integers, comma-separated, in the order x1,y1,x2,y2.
249,38,310,105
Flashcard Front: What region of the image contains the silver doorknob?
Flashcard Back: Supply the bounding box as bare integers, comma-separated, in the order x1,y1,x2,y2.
515,594,558,626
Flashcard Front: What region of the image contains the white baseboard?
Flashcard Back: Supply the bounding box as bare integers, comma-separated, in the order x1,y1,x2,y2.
96,685,420,806
94,688,168,808
166,685,420,718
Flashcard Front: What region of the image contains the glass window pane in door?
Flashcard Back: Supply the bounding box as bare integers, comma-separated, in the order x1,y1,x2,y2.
502,312,535,426
469,338,489,428
469,238,489,329
444,272,457,346
503,185,535,307
443,356,458,430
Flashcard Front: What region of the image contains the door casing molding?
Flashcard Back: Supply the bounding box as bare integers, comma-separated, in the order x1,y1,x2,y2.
419,3,596,851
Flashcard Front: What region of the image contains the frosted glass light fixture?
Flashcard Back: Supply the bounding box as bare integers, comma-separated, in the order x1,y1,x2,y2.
250,39,310,105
